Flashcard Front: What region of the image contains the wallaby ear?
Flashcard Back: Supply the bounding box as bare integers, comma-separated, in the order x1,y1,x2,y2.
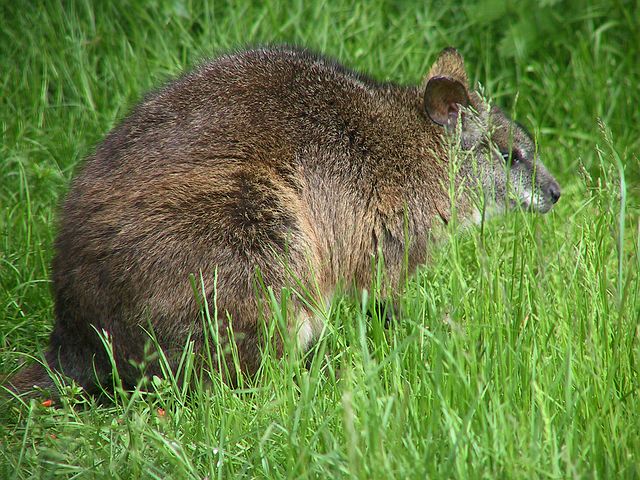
423,48,470,127
426,47,469,88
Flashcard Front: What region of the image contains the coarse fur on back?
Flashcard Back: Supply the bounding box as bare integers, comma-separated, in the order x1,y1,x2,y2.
8,45,561,396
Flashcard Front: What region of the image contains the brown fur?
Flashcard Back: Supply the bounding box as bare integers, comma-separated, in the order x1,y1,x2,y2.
7,46,560,396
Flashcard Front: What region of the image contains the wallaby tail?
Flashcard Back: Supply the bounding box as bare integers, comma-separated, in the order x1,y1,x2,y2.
4,354,58,399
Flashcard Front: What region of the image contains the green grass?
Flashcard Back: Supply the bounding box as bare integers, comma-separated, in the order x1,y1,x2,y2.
1,0,639,478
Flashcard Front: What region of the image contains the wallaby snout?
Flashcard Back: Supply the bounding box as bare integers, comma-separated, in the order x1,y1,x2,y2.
547,180,562,205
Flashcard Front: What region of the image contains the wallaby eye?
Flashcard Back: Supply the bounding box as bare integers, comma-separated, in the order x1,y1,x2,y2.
501,150,519,164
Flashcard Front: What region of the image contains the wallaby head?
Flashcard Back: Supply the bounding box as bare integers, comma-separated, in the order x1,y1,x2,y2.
423,48,561,217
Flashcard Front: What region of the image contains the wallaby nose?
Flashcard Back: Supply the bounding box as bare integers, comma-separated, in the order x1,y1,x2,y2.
548,183,561,204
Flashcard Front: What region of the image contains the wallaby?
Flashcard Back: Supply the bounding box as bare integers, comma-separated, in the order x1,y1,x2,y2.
8,46,560,396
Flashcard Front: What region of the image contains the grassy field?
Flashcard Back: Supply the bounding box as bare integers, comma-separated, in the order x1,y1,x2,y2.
1,0,639,478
